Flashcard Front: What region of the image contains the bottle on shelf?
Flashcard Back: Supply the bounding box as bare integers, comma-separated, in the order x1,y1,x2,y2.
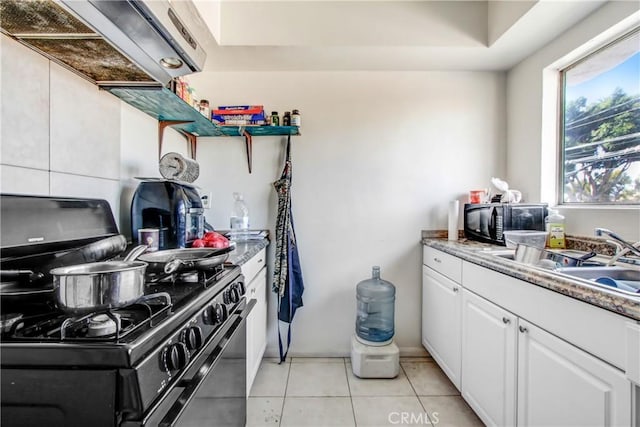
199,99,210,118
283,111,291,126
291,109,301,126
270,111,280,126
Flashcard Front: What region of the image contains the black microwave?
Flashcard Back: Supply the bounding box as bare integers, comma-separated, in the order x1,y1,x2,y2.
463,203,548,245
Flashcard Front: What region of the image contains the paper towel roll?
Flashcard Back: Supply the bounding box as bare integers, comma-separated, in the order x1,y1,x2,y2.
448,200,459,241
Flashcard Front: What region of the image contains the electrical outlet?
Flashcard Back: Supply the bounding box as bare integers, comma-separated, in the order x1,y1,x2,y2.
201,192,212,209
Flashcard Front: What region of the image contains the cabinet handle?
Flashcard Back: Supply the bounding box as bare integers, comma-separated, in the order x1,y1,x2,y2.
502,317,511,324
433,257,442,263
453,287,459,293
519,326,528,333
258,259,263,263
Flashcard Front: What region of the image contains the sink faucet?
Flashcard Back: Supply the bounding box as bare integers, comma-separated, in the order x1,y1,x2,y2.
594,228,640,265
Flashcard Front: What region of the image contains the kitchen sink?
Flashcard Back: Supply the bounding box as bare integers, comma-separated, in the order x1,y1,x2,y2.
477,248,639,295
482,249,515,260
481,248,604,265
555,266,640,294
555,266,640,281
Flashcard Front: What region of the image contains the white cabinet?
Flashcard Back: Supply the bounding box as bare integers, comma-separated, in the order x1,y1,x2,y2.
422,247,462,390
461,289,517,427
243,247,267,394
459,259,633,427
422,245,637,426
517,319,631,427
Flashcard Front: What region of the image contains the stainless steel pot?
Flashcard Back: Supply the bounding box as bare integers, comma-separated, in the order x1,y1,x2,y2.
515,244,597,268
50,246,148,314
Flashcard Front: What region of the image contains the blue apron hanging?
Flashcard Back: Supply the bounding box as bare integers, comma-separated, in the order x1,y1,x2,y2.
273,135,304,363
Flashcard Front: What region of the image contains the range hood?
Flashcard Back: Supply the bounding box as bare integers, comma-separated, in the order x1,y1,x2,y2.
0,0,214,86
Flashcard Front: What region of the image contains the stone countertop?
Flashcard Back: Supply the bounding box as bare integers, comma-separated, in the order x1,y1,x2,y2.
422,237,640,321
228,238,269,266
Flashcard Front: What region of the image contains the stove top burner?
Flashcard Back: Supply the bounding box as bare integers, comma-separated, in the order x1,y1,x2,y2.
5,293,172,342
87,314,118,337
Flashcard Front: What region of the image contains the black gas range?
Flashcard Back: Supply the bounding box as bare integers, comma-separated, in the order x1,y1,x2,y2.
0,194,251,427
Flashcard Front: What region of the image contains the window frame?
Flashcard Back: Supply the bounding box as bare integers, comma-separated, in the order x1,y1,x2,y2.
557,27,640,207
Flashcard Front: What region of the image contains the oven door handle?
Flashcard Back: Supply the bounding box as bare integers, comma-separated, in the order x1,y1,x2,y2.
158,299,255,427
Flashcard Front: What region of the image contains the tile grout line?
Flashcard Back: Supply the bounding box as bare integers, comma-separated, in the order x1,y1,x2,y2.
343,357,359,427
278,358,292,427
400,361,436,427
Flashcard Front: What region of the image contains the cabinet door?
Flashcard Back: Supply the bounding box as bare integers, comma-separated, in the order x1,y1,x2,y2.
422,266,461,390
517,320,631,427
246,267,267,394
461,289,517,427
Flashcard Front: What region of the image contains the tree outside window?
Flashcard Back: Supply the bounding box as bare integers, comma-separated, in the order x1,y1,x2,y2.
561,29,640,204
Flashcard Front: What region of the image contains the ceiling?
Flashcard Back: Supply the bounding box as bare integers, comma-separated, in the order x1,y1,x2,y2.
192,0,609,71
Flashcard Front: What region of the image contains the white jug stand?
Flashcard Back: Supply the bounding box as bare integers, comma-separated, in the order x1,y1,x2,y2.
350,335,399,379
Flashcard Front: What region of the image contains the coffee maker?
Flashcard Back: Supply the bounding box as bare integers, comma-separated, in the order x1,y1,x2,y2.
131,179,204,249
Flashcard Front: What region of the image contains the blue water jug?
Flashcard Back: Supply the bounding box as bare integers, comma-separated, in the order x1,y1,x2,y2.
356,266,396,345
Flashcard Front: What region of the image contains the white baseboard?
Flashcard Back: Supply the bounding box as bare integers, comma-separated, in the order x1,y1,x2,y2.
264,345,430,359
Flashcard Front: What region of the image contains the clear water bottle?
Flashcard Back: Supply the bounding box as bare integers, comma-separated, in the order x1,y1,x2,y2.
356,266,396,345
229,192,249,241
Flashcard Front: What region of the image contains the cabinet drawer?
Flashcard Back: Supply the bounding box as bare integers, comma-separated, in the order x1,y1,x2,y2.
423,246,462,283
241,247,266,285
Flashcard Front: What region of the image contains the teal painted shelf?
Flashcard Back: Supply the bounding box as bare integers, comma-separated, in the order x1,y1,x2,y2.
106,86,300,138
219,125,300,137
104,86,299,172
106,86,224,136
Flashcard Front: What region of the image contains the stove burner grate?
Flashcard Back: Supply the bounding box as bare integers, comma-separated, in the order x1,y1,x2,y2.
6,293,172,342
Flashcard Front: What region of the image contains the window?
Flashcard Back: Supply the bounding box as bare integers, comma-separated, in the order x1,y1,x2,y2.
560,28,640,204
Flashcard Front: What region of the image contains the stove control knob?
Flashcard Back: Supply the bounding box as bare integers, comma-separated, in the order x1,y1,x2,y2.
163,342,190,371
217,303,228,323
183,326,203,351
228,287,240,304
235,281,246,296
223,290,231,304
203,303,227,326
203,304,216,325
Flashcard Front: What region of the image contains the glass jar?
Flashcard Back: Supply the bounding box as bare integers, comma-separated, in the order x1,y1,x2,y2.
270,111,280,126
291,109,301,126
199,99,210,118
283,111,291,126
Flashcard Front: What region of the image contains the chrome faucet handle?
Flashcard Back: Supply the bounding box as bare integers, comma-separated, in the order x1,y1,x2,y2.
594,228,640,258
607,242,640,266
605,240,624,255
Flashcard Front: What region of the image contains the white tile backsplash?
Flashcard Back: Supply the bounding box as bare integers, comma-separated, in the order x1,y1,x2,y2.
50,172,120,222
1,39,126,230
0,165,49,195
49,62,120,180
0,36,50,170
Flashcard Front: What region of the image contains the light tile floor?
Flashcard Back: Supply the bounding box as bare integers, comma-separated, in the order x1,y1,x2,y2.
248,357,484,427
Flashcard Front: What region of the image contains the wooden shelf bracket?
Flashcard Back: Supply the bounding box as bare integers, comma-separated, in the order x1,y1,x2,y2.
158,120,196,160
241,127,253,173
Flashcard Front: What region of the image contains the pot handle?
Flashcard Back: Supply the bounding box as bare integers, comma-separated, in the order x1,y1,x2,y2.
124,245,148,262
164,259,197,274
579,251,597,261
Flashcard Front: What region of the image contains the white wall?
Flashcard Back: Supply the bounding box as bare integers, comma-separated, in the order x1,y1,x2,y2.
0,31,506,358
187,71,506,357
506,2,640,240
